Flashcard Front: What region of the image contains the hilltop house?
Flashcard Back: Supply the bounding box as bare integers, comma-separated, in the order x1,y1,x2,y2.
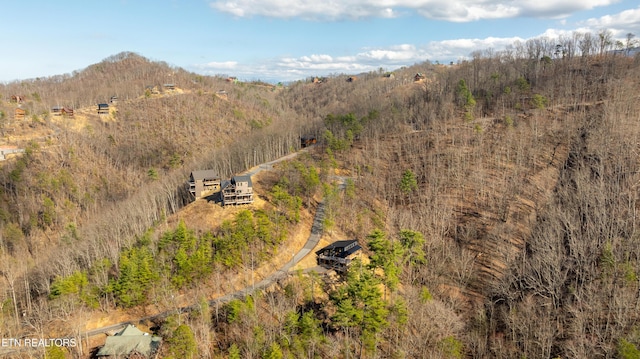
96,324,162,358
10,95,24,103
97,103,110,114
61,107,74,117
316,239,362,272
52,106,74,117
14,108,26,120
221,175,254,205
188,170,221,198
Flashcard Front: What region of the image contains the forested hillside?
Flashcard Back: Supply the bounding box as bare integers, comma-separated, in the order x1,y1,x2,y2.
2,33,640,358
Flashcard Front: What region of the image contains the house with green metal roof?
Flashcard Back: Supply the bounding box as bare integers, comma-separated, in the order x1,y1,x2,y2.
96,324,161,358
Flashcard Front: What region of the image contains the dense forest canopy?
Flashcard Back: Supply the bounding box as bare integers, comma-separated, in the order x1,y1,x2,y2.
1,31,640,358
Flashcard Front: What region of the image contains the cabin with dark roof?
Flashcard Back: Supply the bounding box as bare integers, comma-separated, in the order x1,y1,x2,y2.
221,175,254,205
188,170,221,198
97,103,110,114
316,239,362,272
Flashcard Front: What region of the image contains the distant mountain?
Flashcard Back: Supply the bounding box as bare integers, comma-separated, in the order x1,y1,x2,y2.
0,52,219,110
610,46,640,57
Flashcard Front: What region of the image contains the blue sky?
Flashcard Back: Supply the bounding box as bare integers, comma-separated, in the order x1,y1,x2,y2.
1,0,639,83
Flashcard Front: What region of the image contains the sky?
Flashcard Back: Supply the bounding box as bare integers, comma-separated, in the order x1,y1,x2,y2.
1,0,639,83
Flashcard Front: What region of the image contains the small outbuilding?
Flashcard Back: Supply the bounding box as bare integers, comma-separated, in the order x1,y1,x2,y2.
316,239,362,272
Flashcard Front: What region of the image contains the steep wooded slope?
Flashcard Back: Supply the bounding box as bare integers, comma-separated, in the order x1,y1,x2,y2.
280,54,640,357
0,54,309,330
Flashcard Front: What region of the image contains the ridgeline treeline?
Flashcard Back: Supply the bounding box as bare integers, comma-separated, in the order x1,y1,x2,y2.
2,31,640,358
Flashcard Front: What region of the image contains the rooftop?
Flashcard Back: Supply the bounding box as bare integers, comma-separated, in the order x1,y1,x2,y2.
316,239,361,257
232,175,253,187
191,169,219,181
96,324,161,358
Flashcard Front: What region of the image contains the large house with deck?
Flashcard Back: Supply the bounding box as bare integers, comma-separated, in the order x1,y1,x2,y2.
221,175,254,205
188,170,221,198
316,239,362,272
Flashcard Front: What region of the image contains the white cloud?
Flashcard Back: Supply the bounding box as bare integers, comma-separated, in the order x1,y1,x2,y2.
438,37,523,50
194,6,640,82
417,3,519,22
209,0,618,22
299,54,335,62
517,0,615,18
357,44,423,61
278,55,369,72
195,36,522,81
198,61,239,70
579,6,640,36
